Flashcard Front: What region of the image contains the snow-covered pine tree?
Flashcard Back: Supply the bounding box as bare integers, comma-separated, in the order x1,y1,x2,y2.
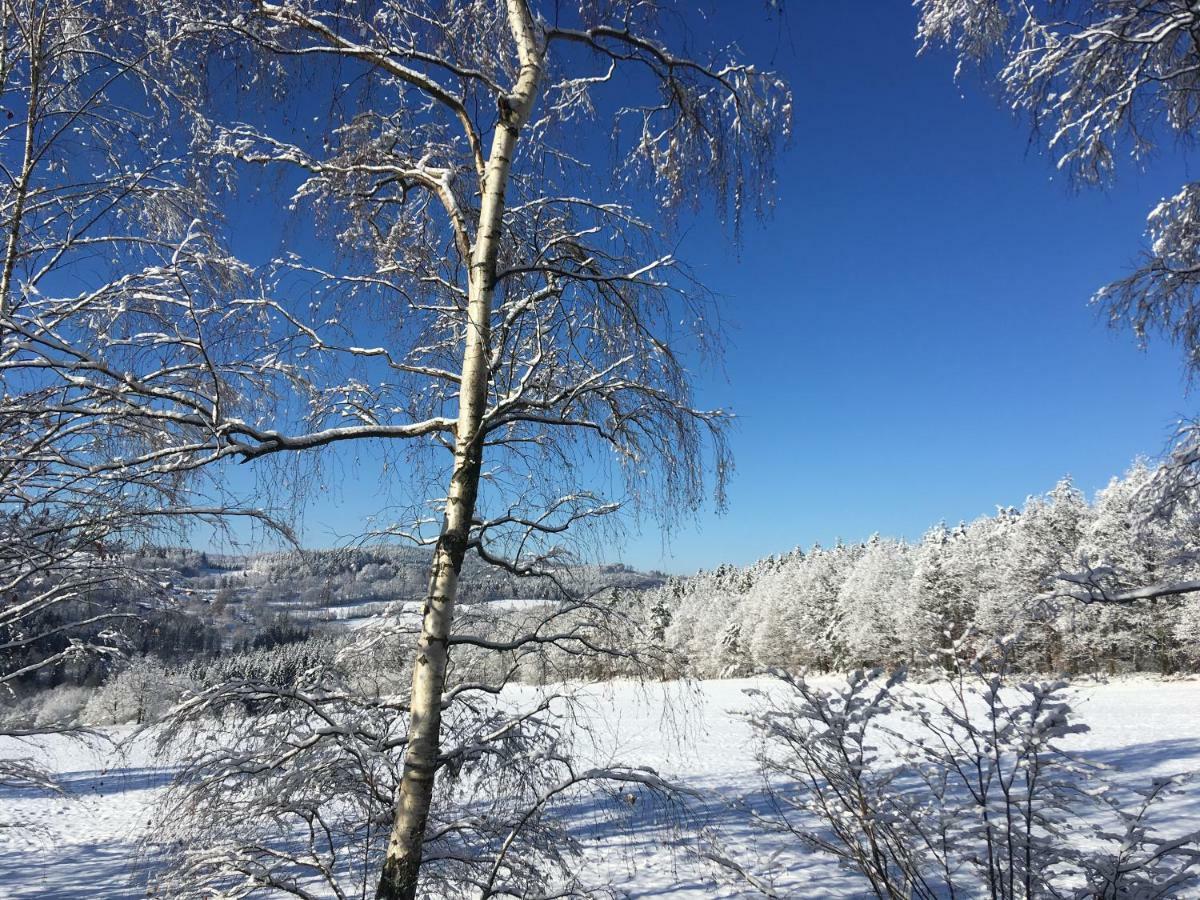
834,535,913,669
748,542,860,671
1071,465,1194,673
905,524,974,665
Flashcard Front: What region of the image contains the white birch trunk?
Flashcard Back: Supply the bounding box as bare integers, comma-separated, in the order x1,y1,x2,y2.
0,13,40,320
375,4,542,898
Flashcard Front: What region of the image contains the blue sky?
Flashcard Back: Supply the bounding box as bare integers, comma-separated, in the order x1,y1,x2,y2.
206,3,1194,574
604,2,1195,573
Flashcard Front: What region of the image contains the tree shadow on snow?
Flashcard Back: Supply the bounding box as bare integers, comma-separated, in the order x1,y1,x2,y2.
1071,737,1200,777
548,773,853,897
0,765,172,898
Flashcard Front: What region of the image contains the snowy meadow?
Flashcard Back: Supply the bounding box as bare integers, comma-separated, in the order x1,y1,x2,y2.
4,676,1200,899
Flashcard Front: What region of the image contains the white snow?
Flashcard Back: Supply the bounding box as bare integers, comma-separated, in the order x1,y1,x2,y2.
0,727,169,899
2,678,1198,899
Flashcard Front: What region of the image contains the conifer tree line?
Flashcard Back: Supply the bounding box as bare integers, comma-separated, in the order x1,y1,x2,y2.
648,463,1200,678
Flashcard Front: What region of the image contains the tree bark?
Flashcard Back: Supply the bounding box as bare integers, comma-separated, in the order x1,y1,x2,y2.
375,4,541,898
0,7,41,321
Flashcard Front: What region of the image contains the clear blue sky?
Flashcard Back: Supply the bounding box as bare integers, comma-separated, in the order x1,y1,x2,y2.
614,1,1193,573
207,3,1195,574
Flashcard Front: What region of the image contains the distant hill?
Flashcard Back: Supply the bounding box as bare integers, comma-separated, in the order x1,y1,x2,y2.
6,544,668,693
133,545,667,634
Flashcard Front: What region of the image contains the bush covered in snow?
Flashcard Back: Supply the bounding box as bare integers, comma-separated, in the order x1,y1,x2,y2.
743,636,1200,898
30,685,93,728
82,656,194,726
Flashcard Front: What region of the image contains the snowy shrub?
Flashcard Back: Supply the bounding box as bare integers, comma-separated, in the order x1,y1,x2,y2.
82,656,192,725
744,636,1200,899
31,685,92,728
1176,598,1200,667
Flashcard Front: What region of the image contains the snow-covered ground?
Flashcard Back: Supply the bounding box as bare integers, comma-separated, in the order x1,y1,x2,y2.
2,678,1198,899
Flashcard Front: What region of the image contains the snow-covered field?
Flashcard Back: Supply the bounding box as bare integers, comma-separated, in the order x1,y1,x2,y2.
2,678,1199,899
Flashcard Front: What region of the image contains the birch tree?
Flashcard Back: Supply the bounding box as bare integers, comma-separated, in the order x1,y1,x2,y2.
42,2,789,896
0,0,786,890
